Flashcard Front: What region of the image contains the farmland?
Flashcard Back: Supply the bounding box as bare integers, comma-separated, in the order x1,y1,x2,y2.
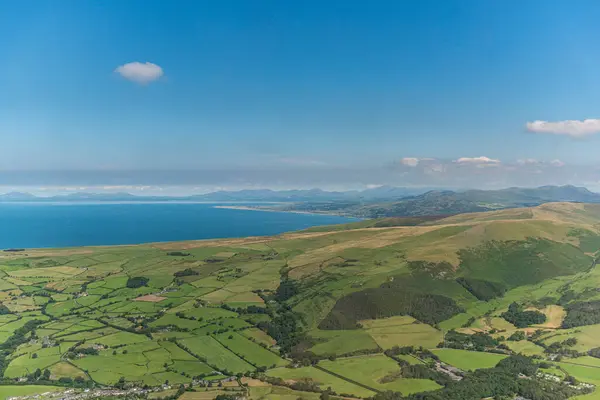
1,202,600,399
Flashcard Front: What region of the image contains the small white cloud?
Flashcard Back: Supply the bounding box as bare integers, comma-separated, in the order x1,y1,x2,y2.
400,157,420,167
366,184,383,189
455,156,500,165
526,119,600,138
550,159,565,167
115,62,164,84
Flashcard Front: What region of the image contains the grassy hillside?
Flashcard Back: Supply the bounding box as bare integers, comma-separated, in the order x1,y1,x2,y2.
2,202,600,399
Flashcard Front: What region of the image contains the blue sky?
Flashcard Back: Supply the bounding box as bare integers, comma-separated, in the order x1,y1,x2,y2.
2,0,600,192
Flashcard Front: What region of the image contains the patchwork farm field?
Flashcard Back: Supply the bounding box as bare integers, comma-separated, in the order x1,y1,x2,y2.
2,203,600,399
430,348,507,371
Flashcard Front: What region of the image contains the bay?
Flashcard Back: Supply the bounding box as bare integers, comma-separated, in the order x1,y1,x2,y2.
0,202,357,249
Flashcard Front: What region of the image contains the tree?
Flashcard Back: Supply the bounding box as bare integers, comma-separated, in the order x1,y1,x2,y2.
42,369,51,380
320,391,330,400
116,376,125,389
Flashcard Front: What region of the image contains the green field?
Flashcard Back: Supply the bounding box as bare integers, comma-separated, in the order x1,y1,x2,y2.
504,340,545,356
319,354,442,395
179,335,255,374
431,349,508,371
267,366,376,397
214,332,287,368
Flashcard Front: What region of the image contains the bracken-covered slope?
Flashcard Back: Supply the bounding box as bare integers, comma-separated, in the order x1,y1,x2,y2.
2,202,600,399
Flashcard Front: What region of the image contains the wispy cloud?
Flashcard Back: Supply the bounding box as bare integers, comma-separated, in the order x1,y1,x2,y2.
551,159,565,167
526,119,600,138
115,62,164,84
455,156,500,165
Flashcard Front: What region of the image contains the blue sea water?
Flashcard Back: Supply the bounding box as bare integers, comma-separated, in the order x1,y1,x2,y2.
0,203,358,249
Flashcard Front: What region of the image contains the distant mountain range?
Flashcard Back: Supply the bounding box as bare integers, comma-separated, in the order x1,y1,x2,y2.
249,185,600,218
2,185,600,219
353,185,600,218
0,186,437,203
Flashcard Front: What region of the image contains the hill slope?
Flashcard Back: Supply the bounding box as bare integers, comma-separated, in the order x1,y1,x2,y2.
2,203,600,399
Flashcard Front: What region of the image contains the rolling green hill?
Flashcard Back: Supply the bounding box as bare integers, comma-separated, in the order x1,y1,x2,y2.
2,202,600,399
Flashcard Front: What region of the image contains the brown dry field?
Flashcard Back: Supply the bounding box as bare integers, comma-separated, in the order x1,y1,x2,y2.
134,294,167,302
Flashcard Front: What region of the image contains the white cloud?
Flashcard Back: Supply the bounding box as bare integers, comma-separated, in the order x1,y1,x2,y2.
455,156,500,165
551,159,565,167
115,62,164,84
400,157,420,167
526,119,600,138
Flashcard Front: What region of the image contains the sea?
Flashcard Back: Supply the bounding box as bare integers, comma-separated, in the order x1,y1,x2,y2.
0,202,358,249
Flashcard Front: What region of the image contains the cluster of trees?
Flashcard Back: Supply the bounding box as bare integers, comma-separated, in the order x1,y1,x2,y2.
508,330,526,341
258,308,303,354
562,300,600,328
319,286,463,330
275,279,300,302
66,347,99,359
220,303,268,315
589,347,600,359
384,346,439,362
400,364,453,386
402,355,586,400
18,368,91,388
167,252,191,257
126,276,149,288
441,330,499,352
501,302,546,328
544,338,581,357
173,268,199,277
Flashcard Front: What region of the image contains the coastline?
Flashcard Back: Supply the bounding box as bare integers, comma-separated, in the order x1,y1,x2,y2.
213,205,354,218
